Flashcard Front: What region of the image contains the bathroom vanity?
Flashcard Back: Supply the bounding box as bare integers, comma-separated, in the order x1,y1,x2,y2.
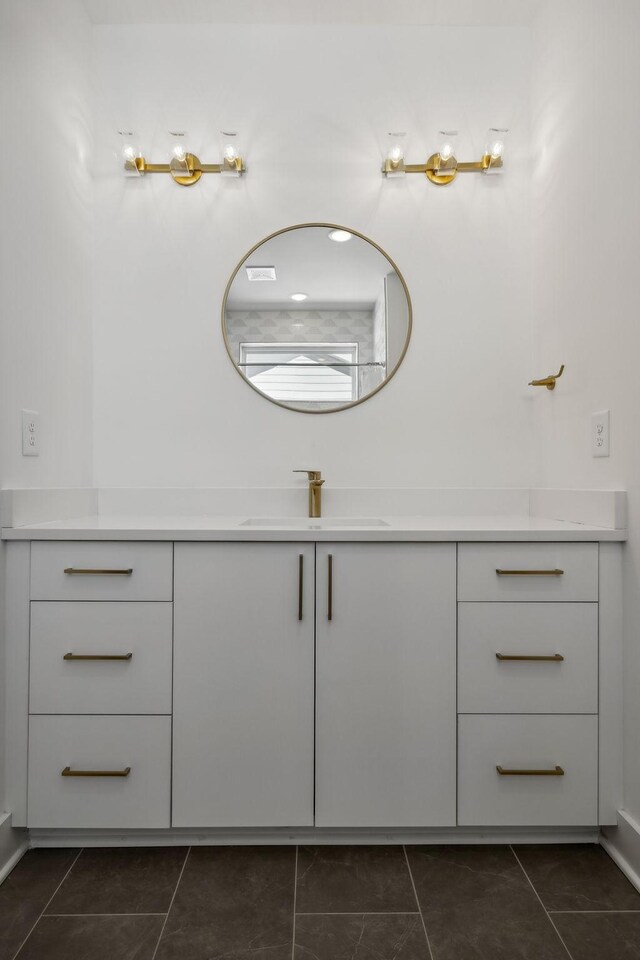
2,506,625,844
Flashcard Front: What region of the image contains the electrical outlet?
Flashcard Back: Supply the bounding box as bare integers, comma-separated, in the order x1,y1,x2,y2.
591,410,610,458
21,409,40,457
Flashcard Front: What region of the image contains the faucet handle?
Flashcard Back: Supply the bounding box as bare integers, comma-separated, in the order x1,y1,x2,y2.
293,470,323,483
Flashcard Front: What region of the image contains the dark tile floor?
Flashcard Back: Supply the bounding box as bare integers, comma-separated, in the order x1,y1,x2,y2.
1,843,639,960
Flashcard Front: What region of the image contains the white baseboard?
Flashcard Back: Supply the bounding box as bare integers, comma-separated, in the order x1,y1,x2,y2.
28,825,599,847
0,812,29,884
601,810,640,893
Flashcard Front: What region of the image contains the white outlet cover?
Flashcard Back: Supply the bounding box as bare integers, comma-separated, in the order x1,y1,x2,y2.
591,409,610,458
21,409,40,457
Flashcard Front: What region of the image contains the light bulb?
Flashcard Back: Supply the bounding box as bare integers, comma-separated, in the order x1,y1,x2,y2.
438,130,458,162
290,293,308,302
224,143,238,162
172,143,187,161
385,131,406,175
485,128,508,164
122,144,137,161
328,229,352,243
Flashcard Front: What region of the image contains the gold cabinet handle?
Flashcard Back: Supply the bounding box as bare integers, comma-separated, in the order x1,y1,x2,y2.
328,554,333,621
496,653,564,662
298,554,304,621
496,569,564,577
496,765,564,776
61,766,131,777
64,568,133,576
63,652,133,661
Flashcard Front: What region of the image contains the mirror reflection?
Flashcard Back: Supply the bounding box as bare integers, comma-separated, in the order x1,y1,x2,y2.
222,224,412,413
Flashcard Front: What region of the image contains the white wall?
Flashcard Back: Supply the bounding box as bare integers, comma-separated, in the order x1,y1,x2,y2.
91,24,533,488
0,0,93,810
530,0,640,822
0,1,93,491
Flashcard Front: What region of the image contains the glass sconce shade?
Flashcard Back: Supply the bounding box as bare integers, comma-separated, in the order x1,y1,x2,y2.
484,127,508,173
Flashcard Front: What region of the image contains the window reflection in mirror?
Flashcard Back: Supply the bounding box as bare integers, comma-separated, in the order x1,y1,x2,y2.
222,225,411,413
239,343,359,404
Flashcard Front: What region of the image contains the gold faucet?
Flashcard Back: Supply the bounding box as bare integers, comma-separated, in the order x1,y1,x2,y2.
293,470,325,518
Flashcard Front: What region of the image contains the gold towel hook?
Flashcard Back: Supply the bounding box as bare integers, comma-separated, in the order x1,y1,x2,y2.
529,364,565,391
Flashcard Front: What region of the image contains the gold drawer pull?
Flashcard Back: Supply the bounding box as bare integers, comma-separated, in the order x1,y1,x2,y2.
61,766,131,777
64,568,133,576
64,652,133,661
496,653,564,662
298,554,304,621
496,765,564,776
496,568,564,576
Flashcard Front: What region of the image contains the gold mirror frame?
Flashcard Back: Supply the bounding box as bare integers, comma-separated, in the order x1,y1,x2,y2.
221,222,413,414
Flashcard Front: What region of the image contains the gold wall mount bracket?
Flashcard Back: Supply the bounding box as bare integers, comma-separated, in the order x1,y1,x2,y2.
382,152,502,185
126,153,246,187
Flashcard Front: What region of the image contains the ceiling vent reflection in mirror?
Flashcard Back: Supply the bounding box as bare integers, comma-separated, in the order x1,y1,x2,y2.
246,267,277,282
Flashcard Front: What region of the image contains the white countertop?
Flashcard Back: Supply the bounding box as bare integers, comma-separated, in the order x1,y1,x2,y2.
1,514,627,541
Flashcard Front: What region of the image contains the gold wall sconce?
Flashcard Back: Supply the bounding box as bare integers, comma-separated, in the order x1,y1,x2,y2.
382,128,508,185
529,365,565,391
121,131,245,186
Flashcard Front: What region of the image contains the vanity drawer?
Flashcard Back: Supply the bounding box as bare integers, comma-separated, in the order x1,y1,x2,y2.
458,715,598,826
31,542,173,600
458,603,598,714
29,602,172,715
27,715,171,828
458,543,598,602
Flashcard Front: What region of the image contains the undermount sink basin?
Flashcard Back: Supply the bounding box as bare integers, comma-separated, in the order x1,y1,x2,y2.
240,517,390,528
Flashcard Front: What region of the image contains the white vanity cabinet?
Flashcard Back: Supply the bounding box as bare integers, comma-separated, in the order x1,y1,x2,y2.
457,542,601,827
172,542,316,827
25,542,173,829
314,543,457,827
4,531,620,836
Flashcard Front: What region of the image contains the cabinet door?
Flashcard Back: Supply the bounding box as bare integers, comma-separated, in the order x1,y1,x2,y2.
173,543,314,827
315,543,456,827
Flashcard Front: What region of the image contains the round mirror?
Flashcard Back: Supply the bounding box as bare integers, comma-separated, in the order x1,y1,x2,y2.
222,223,412,413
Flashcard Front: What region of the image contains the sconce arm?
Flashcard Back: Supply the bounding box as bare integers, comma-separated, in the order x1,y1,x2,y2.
126,153,245,185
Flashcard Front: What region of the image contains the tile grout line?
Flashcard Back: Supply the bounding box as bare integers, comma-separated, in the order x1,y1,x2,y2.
10,848,84,960
150,846,191,960
295,911,422,916
45,912,169,917
510,845,574,960
403,845,435,960
291,845,298,959
549,910,640,914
